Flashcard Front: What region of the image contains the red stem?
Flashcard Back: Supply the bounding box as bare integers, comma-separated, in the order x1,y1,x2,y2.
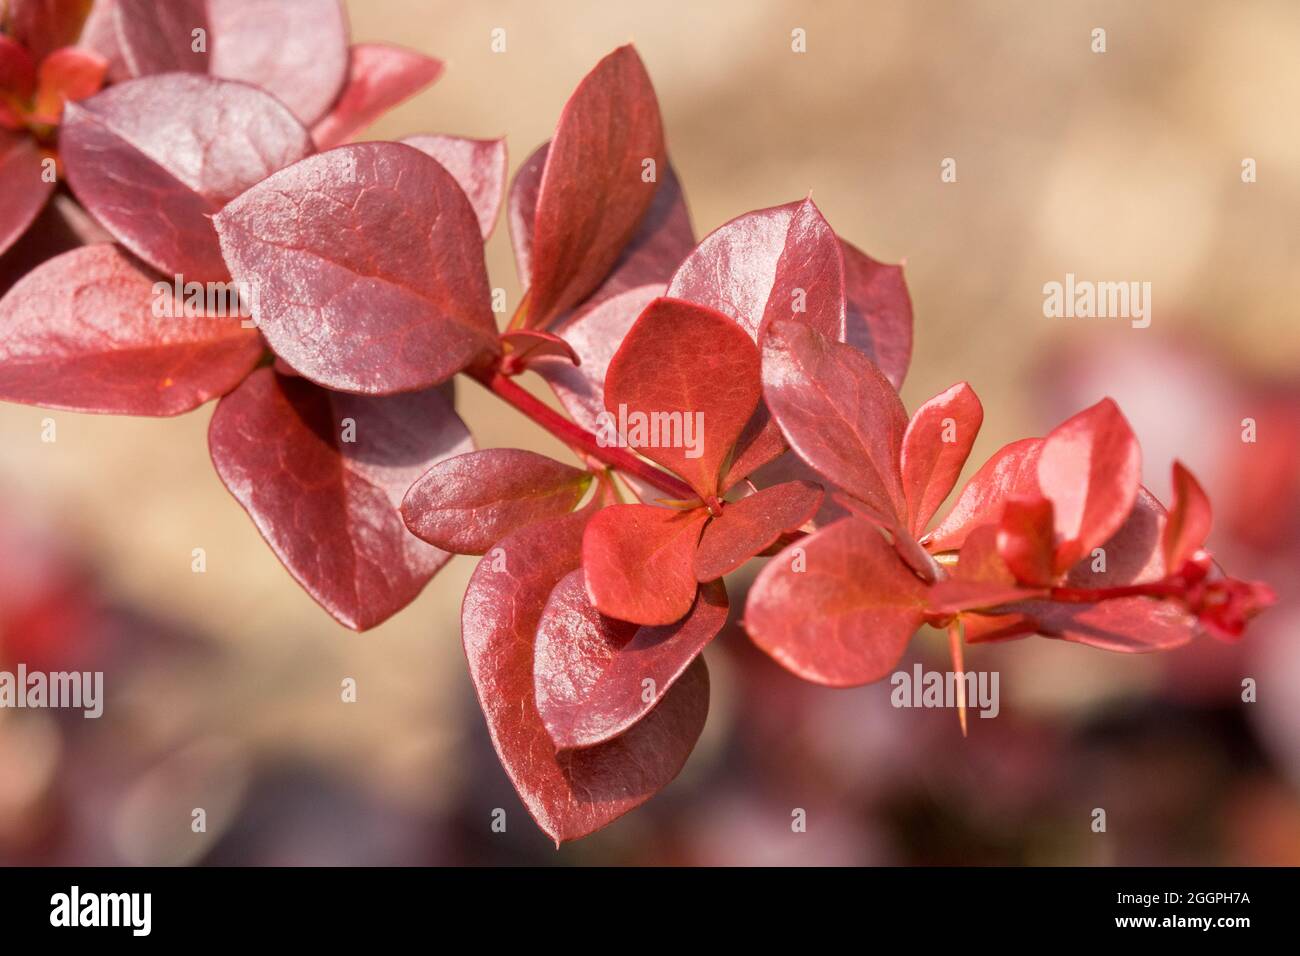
468,368,698,502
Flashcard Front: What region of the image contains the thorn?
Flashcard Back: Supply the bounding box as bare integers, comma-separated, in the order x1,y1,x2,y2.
949,619,968,737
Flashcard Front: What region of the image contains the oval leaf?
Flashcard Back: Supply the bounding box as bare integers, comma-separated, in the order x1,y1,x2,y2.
922,437,1045,553
841,239,912,389
314,44,446,149
693,480,823,581
1163,460,1212,570
113,0,208,76
0,129,53,258
900,381,983,537
401,134,505,239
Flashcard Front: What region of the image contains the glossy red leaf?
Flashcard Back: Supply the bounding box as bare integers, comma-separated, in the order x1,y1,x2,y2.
6,0,93,63
522,45,665,329
214,142,498,394
400,134,505,239
0,244,262,414
922,437,1044,553
900,381,983,538
693,480,823,581
313,44,445,149
61,74,313,281
401,448,591,555
668,198,845,343
29,44,106,123
1163,460,1212,570
996,495,1057,587
841,239,912,389
583,503,710,626
745,518,928,687
0,129,52,257
112,0,207,76
604,297,761,499
461,503,709,845
1036,397,1141,571
535,570,726,750
762,319,908,524
209,367,472,630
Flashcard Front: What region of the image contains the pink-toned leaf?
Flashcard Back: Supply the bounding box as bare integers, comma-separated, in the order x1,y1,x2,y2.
500,329,579,368
745,517,927,687
693,480,822,581
604,297,761,498
841,239,912,388
214,142,498,394
6,0,93,62
762,319,908,524
506,142,546,286
900,381,983,537
0,244,262,414
582,503,709,626
112,0,207,75
209,367,472,630
1036,397,1141,571
462,503,709,845
1060,486,1167,587
1163,460,1211,570
535,570,726,750
522,45,665,328
922,437,1045,553
400,134,505,239
29,44,106,123
0,34,38,101
61,74,313,281
996,495,1057,587
973,598,1196,653
313,43,445,149
0,129,52,257
401,448,591,555
77,0,129,82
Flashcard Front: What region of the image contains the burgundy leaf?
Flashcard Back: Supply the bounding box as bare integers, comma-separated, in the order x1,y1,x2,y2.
717,405,787,492
401,448,591,555
0,244,262,415
113,0,208,76
841,239,913,388
535,570,726,750
972,598,1196,653
667,197,845,343
0,129,52,258
693,480,823,581
762,319,908,524
1060,487,1167,587
214,142,498,394
506,142,546,286
1163,460,1211,570
61,74,313,281
313,44,446,149
996,495,1057,587
900,381,983,537
922,437,1044,553
6,0,94,63
745,518,927,687
208,367,472,630
461,504,709,845
400,134,505,239
582,503,710,626
522,45,665,328
0,34,38,103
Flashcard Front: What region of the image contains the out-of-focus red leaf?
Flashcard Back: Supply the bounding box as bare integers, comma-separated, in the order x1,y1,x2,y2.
0,129,52,257
313,44,445,149
922,437,1044,553
841,239,912,388
521,45,665,328
693,480,822,581
604,297,760,498
535,570,726,750
0,192,110,297
401,448,591,555
582,503,709,626
900,381,983,537
667,197,845,343
1060,486,1167,586
208,367,472,630
1036,397,1141,571
112,0,207,75
762,319,908,524
996,495,1057,586
215,142,498,394
6,0,93,62
78,0,128,82
400,134,504,239
0,34,38,101
0,244,262,414
61,74,312,281
745,518,927,686
461,503,709,845
29,44,106,123
500,329,579,368
1164,460,1212,570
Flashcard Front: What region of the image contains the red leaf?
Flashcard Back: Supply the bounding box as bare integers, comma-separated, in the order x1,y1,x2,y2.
996,495,1057,587
1036,397,1141,571
522,45,665,328
535,570,726,750
841,239,912,389
0,129,52,258
500,329,580,368
0,244,262,414
313,44,445,149
922,437,1044,553
462,504,709,845
974,598,1196,653
762,319,908,524
0,193,111,297
900,381,983,537
745,518,927,686
1163,460,1211,570
61,74,313,281
208,367,472,630
0,34,38,101
506,142,546,286
401,448,591,555
1060,487,1167,587
582,503,709,626
717,405,787,491
604,297,761,498
693,480,822,581
667,197,846,343
6,0,94,63
75,0,128,83
28,44,104,123
214,142,498,394
400,134,505,239
112,0,207,76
